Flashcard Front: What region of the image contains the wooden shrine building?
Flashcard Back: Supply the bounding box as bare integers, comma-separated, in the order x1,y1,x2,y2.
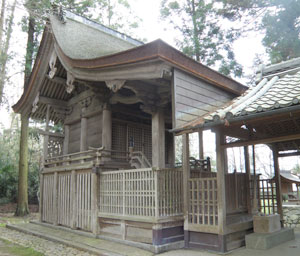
173,58,300,252
277,170,300,202
12,9,250,253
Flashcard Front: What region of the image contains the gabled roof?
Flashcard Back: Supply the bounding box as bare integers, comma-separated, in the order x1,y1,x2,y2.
280,170,300,184
13,10,246,116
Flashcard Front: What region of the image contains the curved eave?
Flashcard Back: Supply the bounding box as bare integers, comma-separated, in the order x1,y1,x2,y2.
53,38,247,96
13,26,53,114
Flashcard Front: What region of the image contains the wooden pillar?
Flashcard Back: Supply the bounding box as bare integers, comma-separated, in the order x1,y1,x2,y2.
102,104,112,151
216,130,226,234
91,171,99,235
63,124,69,155
273,148,283,223
198,130,204,159
182,133,190,231
152,108,165,168
70,170,77,229
252,145,258,213
43,105,50,160
244,146,252,214
80,117,87,152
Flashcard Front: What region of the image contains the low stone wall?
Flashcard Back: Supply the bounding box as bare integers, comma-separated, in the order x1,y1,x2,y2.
283,205,300,227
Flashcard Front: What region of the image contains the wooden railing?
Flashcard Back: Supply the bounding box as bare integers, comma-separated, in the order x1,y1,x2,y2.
188,177,218,230
44,148,130,171
129,151,151,168
98,167,183,221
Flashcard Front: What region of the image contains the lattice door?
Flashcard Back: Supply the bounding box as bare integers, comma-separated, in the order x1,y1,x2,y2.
143,126,152,164
112,122,127,152
128,125,143,152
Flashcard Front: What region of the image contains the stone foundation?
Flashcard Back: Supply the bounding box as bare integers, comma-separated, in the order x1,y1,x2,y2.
283,205,300,228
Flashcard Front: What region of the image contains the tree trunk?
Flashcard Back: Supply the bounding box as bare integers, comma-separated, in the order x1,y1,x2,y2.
0,0,16,104
191,0,200,62
24,15,35,88
0,0,6,51
15,113,30,216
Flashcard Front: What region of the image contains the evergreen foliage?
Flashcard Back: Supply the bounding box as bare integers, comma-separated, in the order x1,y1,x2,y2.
160,0,243,77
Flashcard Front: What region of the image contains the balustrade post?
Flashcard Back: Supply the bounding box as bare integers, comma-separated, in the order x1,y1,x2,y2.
53,171,58,225
70,170,77,229
91,169,99,235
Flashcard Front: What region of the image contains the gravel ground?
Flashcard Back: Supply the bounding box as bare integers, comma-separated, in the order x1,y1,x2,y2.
0,227,96,256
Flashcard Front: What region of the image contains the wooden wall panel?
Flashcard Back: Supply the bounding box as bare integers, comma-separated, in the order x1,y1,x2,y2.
173,69,234,128
69,121,81,153
87,114,102,148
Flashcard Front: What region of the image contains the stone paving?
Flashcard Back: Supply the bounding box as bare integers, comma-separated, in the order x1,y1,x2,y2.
0,227,95,256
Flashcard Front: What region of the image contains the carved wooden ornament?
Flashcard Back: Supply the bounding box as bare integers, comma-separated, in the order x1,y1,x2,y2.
105,80,126,93
66,72,75,94
48,50,57,79
32,92,40,113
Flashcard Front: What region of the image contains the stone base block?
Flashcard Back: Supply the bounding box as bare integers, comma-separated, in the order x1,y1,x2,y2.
245,228,294,250
253,214,281,233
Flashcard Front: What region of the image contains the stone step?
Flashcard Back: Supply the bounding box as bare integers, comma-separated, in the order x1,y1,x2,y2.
245,228,295,250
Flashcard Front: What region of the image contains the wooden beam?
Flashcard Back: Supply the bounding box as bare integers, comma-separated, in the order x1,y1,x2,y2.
222,133,300,148
278,151,300,157
102,104,112,151
37,129,64,138
39,96,67,108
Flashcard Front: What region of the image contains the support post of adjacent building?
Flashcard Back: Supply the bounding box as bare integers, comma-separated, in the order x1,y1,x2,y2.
198,130,204,160
182,133,190,237
215,129,227,239
244,146,252,214
273,147,283,224
152,108,165,168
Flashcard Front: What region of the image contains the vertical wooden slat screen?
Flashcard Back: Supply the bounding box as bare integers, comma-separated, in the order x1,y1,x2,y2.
42,174,55,223
188,177,218,226
76,170,92,231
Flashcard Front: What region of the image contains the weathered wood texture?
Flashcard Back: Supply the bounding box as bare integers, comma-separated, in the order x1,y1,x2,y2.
68,121,81,153
225,173,248,214
188,177,218,228
99,168,183,220
41,169,92,231
173,69,234,128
